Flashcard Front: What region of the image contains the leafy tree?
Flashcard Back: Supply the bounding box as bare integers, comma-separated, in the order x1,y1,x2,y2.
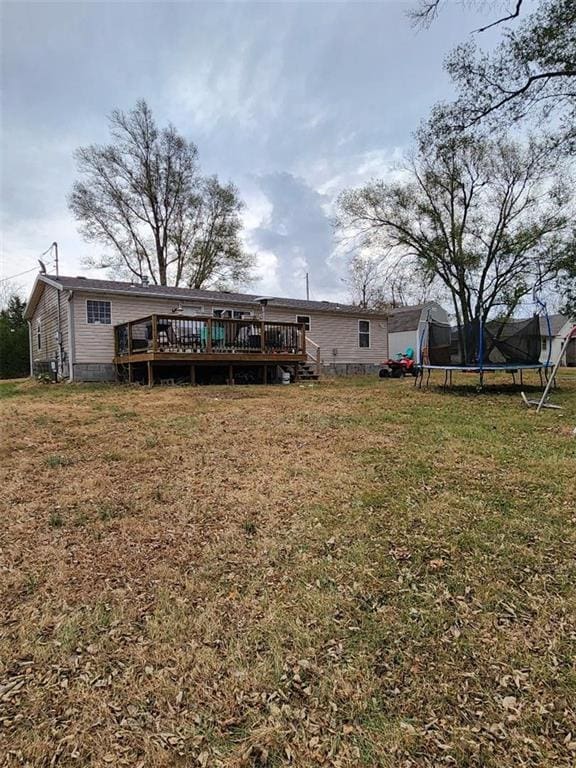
555,253,576,319
0,294,29,379
338,130,574,358
69,100,252,288
410,1,576,138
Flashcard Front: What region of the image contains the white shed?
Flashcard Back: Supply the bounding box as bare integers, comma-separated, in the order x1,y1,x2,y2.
388,302,449,362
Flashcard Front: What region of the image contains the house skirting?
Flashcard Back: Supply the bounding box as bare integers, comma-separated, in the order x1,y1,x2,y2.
73,363,116,381
323,363,380,376
69,361,380,382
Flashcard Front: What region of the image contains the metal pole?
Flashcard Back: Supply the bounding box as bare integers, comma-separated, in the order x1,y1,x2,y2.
53,242,64,380
305,272,310,301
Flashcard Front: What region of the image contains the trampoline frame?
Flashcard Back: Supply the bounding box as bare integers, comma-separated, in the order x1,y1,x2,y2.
415,363,552,391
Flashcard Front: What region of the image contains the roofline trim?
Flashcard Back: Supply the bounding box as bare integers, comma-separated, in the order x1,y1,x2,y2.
23,274,64,319
65,283,388,316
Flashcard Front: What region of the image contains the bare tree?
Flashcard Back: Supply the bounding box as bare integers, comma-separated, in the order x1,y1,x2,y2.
69,100,252,287
338,129,574,357
345,253,431,309
345,255,387,309
0,279,24,311
171,177,249,289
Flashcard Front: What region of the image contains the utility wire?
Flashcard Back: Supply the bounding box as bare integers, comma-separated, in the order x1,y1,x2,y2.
0,243,57,283
0,266,39,283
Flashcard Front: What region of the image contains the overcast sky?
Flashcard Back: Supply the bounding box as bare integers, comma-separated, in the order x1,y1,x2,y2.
1,0,504,302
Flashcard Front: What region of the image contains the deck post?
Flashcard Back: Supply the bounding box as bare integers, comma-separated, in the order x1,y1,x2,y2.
228,364,234,385
190,364,196,386
128,322,133,355
147,360,153,387
263,365,268,385
128,362,133,384
152,315,158,352
294,363,299,382
206,318,213,353
260,321,265,352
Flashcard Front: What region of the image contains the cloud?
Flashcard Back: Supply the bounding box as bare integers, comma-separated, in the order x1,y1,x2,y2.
1,1,508,300
247,172,342,300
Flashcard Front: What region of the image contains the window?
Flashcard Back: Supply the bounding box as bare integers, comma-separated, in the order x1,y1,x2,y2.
87,300,111,324
37,321,41,350
296,315,311,331
213,308,251,319
358,319,370,348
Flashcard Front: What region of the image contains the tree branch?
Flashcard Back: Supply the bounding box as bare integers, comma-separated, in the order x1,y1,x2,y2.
474,0,524,33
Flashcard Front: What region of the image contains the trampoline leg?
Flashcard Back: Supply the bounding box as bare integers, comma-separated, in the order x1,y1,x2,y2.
426,368,431,388
520,369,523,387
479,370,484,391
512,371,516,386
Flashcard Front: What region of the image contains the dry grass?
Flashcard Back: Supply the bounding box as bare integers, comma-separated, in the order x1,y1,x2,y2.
1,373,575,767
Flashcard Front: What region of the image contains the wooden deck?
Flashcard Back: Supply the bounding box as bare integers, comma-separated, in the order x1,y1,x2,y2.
113,314,309,385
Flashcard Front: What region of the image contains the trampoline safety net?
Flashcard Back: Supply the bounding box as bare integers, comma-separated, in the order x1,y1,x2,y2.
427,316,542,367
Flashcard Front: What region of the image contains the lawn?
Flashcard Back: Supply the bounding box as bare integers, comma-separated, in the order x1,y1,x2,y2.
1,374,575,767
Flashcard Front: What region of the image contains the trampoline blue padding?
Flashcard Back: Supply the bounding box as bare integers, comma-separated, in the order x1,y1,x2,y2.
416,362,551,391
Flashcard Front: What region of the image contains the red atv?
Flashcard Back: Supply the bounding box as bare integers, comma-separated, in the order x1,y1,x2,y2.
379,350,420,379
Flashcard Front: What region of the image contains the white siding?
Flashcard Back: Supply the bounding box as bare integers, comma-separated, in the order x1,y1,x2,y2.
30,284,70,376
540,322,574,367
264,307,388,366
71,290,388,365
72,292,207,363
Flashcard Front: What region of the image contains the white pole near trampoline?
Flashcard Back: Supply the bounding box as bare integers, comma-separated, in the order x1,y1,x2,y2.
535,325,576,413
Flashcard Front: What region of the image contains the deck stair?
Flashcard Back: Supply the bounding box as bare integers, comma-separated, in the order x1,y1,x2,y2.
280,360,320,382
297,361,320,381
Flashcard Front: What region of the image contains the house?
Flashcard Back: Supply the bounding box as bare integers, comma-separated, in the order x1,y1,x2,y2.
24,274,390,384
539,314,575,367
387,302,449,362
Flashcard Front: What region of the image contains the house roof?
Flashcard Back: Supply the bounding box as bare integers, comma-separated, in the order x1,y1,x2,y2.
539,313,571,337
25,274,389,319
387,305,428,333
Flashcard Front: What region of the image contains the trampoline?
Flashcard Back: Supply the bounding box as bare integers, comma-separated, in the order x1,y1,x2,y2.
415,314,553,391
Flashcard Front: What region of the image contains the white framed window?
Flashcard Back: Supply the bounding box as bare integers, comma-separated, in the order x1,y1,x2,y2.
87,300,111,325
37,320,42,350
358,319,370,348
213,308,252,319
296,315,311,331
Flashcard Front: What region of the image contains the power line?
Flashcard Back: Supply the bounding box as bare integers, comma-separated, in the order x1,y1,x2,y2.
0,243,57,284
0,266,39,284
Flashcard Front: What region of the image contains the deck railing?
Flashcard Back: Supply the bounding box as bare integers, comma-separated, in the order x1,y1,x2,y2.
115,315,306,357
